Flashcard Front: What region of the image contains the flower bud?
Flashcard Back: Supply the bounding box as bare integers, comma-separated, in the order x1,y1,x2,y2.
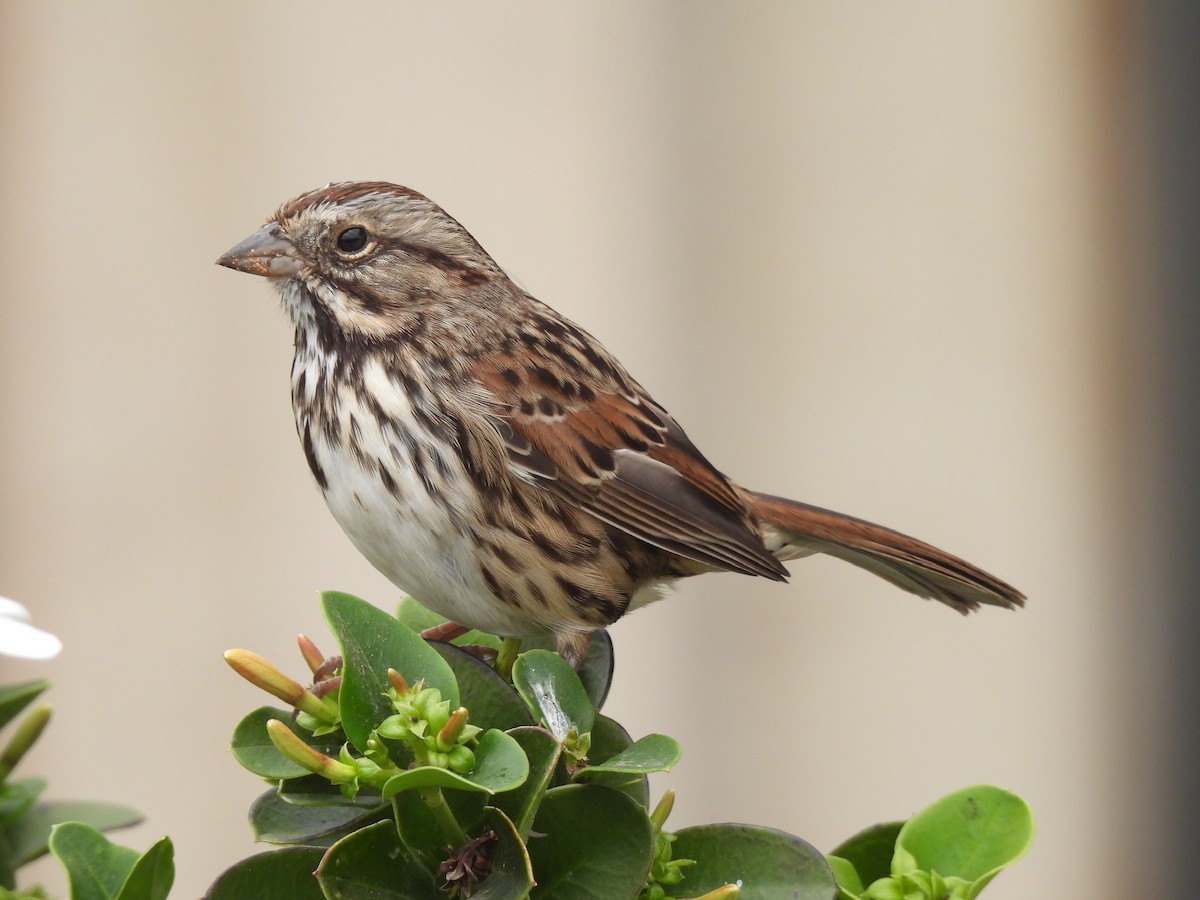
225,648,303,702
297,634,325,674
563,726,591,761
428,703,452,734
412,686,442,716
377,714,413,740
446,744,475,773
436,707,470,751
387,668,410,696
649,788,676,832
339,744,382,784
266,719,356,783
224,649,337,725
363,734,390,768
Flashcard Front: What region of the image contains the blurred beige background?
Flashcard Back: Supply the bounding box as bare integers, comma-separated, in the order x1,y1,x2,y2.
0,3,1165,897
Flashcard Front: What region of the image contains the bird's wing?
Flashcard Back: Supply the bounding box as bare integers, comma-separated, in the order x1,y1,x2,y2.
471,350,787,581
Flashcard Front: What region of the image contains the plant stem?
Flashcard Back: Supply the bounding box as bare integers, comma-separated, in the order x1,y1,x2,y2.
495,637,523,681
420,787,468,847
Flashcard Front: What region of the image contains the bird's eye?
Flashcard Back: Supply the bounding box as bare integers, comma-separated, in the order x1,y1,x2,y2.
335,225,370,256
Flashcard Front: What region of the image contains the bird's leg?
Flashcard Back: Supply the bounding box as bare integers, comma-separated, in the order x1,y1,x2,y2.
420,621,471,643
309,655,344,697
421,620,500,666
296,635,343,696
459,643,500,663
555,631,592,670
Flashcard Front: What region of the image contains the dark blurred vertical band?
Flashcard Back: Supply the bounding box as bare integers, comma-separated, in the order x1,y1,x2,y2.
1139,2,1200,892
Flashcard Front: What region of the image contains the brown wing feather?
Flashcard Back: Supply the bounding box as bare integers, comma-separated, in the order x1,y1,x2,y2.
472,353,787,580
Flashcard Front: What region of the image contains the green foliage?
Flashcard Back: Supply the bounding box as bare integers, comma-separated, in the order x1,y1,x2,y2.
527,785,653,899
0,682,50,735
48,825,173,900
213,591,851,898
674,824,837,899
827,786,1034,900
1,582,1034,899
324,590,459,750
205,848,326,899
1,586,1035,899
0,681,168,899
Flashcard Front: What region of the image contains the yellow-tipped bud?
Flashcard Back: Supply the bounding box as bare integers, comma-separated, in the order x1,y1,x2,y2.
224,648,336,724
296,634,325,674
649,788,676,832
693,886,739,899
436,707,469,751
266,719,356,783
387,668,410,696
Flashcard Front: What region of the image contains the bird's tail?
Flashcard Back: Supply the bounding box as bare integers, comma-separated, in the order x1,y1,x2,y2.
743,490,1025,613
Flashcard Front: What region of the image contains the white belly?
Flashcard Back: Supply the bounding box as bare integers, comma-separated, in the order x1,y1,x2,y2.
299,362,541,637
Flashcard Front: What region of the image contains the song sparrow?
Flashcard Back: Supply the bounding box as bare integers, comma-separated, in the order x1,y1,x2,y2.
217,182,1023,663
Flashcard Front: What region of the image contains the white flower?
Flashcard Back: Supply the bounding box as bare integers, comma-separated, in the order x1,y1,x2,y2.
0,596,62,659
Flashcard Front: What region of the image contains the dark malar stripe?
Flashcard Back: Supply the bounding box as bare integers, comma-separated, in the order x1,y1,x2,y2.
301,424,328,490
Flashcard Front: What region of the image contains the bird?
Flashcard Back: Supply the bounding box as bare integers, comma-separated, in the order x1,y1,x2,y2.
217,182,1023,665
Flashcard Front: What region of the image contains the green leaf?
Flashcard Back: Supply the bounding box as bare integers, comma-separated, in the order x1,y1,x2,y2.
861,877,903,900
511,651,594,740
430,644,534,732
829,821,904,891
894,785,1033,897
527,784,654,900
0,680,49,733
231,707,345,780
381,763,493,799
393,788,487,852
315,819,440,898
229,707,303,779
826,855,866,899
204,847,326,900
382,729,529,799
8,800,142,867
671,823,838,900
580,715,648,806
471,807,534,899
518,631,614,710
573,733,679,778
115,836,174,900
0,777,46,826
0,830,14,892
277,775,383,809
250,787,384,845
463,729,531,794
321,591,459,752
491,727,560,841
49,822,141,900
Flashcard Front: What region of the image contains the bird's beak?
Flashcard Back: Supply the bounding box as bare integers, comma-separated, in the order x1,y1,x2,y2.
216,222,302,278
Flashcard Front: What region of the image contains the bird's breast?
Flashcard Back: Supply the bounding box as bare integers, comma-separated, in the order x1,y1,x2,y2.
289,349,547,635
